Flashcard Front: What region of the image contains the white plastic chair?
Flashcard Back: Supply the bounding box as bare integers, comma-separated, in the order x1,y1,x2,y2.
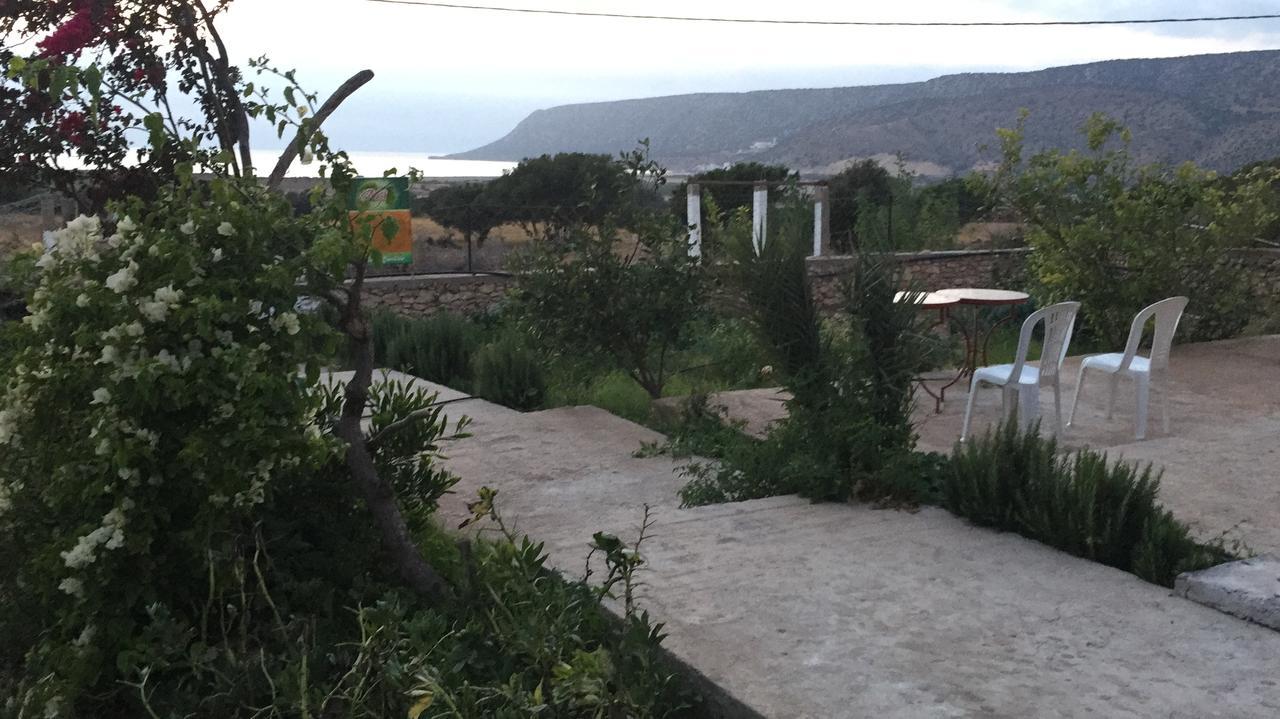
1067,296,1187,440
960,301,1080,441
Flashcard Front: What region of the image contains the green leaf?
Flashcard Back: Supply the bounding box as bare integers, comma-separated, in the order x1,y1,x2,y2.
380,216,399,241
143,113,167,152
84,64,101,98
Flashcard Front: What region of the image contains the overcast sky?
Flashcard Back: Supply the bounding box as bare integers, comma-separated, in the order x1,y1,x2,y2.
217,0,1280,153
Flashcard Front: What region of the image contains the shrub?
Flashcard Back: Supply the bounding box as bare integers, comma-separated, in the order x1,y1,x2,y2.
375,310,478,389
944,418,1233,586
691,199,936,505
473,334,547,410
992,111,1280,345
514,221,704,400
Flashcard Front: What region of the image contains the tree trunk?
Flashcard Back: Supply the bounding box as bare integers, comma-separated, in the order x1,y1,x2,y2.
333,268,454,604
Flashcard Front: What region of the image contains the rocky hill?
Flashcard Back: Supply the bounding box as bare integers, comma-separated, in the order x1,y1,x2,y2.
451,50,1280,176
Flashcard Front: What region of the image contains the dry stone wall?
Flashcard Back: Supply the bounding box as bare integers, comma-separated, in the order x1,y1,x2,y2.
354,248,1278,320
362,274,514,317
1229,249,1280,299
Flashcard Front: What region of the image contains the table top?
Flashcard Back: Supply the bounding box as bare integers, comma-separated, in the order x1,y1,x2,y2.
934,288,1030,306
895,290,962,309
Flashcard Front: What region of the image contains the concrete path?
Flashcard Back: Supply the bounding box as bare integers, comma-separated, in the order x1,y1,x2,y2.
332,367,1280,718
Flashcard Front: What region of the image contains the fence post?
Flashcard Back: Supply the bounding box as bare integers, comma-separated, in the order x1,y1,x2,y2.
752,182,768,255
812,184,829,257
686,182,702,259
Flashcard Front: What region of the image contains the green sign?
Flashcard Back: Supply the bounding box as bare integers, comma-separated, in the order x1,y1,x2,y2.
348,177,410,211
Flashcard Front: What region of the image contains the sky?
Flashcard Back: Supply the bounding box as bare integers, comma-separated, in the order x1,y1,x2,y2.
216,0,1280,154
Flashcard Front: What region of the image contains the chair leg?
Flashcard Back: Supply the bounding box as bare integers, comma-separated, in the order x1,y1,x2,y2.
1018,384,1039,433
1135,376,1149,440
1158,375,1171,434
1052,377,1063,435
960,376,982,442
1106,375,1120,420
1067,364,1088,427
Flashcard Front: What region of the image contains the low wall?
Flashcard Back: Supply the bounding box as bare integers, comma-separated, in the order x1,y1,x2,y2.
807,249,1031,312
361,273,514,317
356,247,1278,319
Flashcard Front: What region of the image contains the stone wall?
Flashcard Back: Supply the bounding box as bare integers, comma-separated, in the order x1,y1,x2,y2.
1228,248,1280,299
355,247,1277,320
807,249,1031,312
361,273,514,317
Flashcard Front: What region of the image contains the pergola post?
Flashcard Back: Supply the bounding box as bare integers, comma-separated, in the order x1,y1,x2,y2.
752,181,768,254
686,182,702,259
812,184,830,257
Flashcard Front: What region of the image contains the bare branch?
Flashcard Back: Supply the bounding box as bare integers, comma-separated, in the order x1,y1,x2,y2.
268,70,375,190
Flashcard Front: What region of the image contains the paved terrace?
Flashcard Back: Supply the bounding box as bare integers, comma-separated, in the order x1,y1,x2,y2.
334,335,1280,717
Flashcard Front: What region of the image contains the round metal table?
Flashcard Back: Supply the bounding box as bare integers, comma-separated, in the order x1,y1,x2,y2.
899,288,1031,411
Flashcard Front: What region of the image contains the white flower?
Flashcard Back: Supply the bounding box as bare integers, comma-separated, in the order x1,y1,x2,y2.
248,300,263,315
75,293,90,307
125,321,145,337
153,284,183,306
210,248,223,263
105,261,139,294
91,387,111,405
35,251,56,269
139,301,169,323
217,222,235,236
180,220,196,235
117,216,136,234
61,506,128,569
97,345,119,365
272,312,301,336
155,349,181,372
58,577,85,598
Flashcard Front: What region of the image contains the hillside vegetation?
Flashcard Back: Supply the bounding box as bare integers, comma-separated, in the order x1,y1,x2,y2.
452,50,1280,175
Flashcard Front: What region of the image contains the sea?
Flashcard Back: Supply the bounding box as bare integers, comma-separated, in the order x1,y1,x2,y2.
250,149,515,179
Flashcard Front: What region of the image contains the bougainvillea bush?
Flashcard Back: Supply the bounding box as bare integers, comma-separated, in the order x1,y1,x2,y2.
1,3,702,717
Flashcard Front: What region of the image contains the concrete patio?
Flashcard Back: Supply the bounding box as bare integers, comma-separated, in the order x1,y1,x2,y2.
342,334,1280,717
716,335,1280,555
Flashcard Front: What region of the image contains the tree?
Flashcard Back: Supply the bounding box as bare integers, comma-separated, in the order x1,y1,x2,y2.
420,182,497,243
826,159,893,250
992,111,1279,345
484,151,637,239
512,150,702,399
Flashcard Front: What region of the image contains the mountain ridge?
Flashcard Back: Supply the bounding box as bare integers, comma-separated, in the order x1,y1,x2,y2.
450,50,1280,175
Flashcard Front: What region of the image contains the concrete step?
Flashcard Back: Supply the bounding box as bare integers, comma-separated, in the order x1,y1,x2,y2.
1176,555,1280,631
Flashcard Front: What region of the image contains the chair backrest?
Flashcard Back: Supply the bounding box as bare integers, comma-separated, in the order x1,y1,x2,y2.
1010,301,1080,383
1120,296,1188,372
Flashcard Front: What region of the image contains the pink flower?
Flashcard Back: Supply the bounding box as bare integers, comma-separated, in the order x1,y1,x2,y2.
36,2,117,58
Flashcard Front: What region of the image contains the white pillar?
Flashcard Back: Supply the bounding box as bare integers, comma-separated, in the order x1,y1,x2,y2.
686,183,702,259
752,182,768,255
811,185,829,258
